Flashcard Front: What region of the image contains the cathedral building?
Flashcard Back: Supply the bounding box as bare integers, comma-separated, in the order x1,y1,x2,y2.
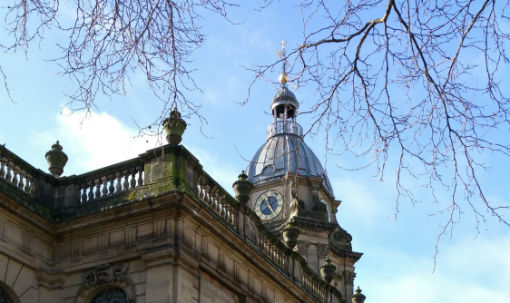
0,73,366,302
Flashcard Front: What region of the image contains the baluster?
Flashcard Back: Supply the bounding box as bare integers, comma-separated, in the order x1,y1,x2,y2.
215,190,221,211
226,205,231,223
101,176,108,196
211,189,216,207
197,176,205,195
212,189,217,206
204,186,210,203
208,187,216,205
16,170,22,188
18,170,25,190
199,185,205,200
196,184,201,198
122,170,129,191
130,170,136,189
115,172,122,193
216,196,221,212
197,184,203,199
28,177,36,196
87,181,94,201
81,184,88,203
107,175,115,195
5,165,12,183
200,185,205,199
0,159,5,179
204,185,211,203
12,168,19,187
217,193,224,213
137,167,143,186
24,175,31,193
209,189,215,207
94,179,101,199
227,206,232,224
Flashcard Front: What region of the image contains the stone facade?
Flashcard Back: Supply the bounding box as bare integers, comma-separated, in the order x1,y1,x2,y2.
0,143,346,303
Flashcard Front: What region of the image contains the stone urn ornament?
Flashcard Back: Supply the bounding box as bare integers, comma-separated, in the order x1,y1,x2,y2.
320,256,336,283
163,108,187,145
232,171,253,204
351,287,366,303
45,140,68,177
282,222,300,249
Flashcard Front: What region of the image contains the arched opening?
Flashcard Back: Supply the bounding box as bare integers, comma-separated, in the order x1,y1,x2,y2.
320,198,331,222
0,283,16,303
90,287,128,303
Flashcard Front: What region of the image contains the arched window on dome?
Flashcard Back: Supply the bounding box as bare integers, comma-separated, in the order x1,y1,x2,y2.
320,197,331,222
90,287,128,303
0,284,15,303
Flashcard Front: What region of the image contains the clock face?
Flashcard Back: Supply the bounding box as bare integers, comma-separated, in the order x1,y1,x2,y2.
255,191,284,220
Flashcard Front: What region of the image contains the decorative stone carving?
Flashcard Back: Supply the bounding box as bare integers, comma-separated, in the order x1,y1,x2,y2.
232,171,253,204
163,108,187,145
45,140,68,177
75,262,134,303
83,263,128,288
281,222,300,249
329,226,353,252
351,286,366,303
320,257,336,283
289,181,297,199
289,196,305,217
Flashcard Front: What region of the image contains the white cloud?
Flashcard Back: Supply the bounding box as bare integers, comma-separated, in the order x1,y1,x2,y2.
358,234,510,302
331,176,395,227
32,107,160,174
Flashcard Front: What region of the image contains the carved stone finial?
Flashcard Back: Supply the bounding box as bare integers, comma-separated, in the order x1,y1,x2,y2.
281,221,300,249
232,170,253,204
352,286,366,303
320,256,336,283
163,108,187,145
45,140,68,177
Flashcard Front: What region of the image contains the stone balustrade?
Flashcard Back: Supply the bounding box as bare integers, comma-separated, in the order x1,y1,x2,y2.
77,161,144,204
0,145,39,196
0,159,34,195
0,143,342,303
197,174,236,226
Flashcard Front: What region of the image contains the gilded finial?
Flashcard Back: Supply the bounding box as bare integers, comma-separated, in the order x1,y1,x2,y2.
277,40,289,85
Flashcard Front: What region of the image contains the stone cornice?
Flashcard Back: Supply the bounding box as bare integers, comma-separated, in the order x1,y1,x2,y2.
291,216,338,231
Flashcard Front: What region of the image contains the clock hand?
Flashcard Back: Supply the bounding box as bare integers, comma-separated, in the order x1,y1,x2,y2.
266,199,276,215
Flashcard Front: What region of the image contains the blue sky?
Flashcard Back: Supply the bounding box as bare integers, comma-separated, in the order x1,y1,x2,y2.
1,2,508,302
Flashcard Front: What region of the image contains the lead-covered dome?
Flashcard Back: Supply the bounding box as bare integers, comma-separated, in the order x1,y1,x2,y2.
246,124,334,195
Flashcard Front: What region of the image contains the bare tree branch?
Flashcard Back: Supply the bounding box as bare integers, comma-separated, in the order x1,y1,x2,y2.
1,0,235,129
